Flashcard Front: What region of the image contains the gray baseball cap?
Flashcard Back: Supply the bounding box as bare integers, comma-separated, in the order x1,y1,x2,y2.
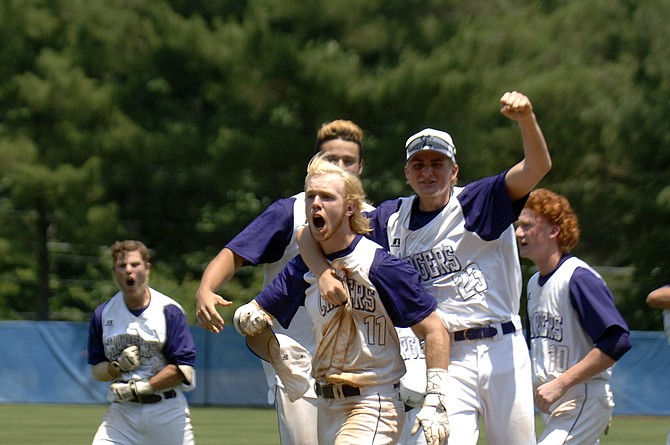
405,128,457,164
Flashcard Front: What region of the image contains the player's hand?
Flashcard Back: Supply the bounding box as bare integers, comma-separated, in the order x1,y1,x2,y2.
111,345,140,373
317,268,349,305
500,91,534,122
234,301,271,336
534,379,567,414
110,380,154,402
410,393,450,445
195,288,232,334
411,368,450,445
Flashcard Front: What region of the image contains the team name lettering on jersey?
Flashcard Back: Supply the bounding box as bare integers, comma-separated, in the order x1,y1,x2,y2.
530,311,563,341
399,334,424,361
404,245,461,282
318,277,377,316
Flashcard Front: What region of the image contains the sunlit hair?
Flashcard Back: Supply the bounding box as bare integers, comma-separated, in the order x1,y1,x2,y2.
111,240,151,265
525,188,580,253
315,119,364,161
305,153,371,235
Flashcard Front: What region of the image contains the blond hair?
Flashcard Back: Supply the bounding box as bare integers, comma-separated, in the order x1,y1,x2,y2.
305,154,371,235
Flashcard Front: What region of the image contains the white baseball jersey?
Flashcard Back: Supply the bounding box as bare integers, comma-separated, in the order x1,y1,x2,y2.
527,255,630,445
367,172,536,445
371,172,523,331
88,288,196,389
527,255,629,387
256,235,437,387
88,288,196,445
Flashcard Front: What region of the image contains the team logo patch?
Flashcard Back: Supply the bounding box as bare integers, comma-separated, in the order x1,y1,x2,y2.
391,238,400,247
105,320,114,327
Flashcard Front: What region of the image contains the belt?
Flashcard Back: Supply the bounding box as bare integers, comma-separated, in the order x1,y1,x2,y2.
315,383,360,399
315,383,399,400
130,390,177,404
453,321,516,341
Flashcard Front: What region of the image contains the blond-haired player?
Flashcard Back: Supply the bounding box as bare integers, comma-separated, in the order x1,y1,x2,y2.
235,154,451,445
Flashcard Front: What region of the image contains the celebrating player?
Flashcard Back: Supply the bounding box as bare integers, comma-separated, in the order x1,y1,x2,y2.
195,120,372,445
300,91,552,444
516,188,632,444
234,154,450,445
87,240,196,445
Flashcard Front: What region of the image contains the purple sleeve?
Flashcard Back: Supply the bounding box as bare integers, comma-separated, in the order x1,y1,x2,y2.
569,267,631,358
458,171,528,241
164,305,197,367
87,302,109,365
226,197,297,265
369,249,437,327
366,199,402,250
255,256,311,329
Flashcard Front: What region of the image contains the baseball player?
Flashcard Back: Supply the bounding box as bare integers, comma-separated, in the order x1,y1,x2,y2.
646,284,670,445
195,120,370,445
516,188,632,444
301,91,551,445
88,240,196,445
235,154,450,445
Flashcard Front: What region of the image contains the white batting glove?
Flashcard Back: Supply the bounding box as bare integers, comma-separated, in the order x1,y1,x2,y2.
110,380,154,402
410,368,450,445
111,345,140,373
234,301,271,336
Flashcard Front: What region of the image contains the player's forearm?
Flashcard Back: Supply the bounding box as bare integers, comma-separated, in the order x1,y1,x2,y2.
91,361,119,382
647,286,670,308
146,364,186,391
554,348,615,390
197,248,242,293
518,112,552,179
412,312,450,371
296,226,330,277
506,114,552,201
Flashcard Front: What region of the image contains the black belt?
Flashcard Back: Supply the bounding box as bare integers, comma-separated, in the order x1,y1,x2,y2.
453,321,516,341
130,390,177,404
315,383,360,399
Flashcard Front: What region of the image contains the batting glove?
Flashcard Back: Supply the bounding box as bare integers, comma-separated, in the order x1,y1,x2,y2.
410,368,450,445
110,380,154,403
111,345,140,373
234,301,271,336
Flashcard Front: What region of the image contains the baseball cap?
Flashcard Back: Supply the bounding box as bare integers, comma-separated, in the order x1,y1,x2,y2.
405,128,457,164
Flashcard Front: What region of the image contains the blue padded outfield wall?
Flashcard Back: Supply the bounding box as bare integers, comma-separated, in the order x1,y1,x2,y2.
0,321,669,415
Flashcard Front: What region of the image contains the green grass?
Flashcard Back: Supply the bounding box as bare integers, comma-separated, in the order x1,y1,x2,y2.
0,403,667,444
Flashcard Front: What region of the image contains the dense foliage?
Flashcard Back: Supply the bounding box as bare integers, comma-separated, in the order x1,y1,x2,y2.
1,0,668,329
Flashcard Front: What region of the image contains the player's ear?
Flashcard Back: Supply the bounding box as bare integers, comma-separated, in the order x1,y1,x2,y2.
345,201,356,216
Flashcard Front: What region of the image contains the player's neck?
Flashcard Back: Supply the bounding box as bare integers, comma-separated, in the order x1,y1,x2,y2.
320,232,356,255
537,250,563,277
416,190,451,212
124,286,151,311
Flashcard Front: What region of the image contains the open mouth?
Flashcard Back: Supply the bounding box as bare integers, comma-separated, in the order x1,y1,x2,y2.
312,215,326,230
126,278,135,287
